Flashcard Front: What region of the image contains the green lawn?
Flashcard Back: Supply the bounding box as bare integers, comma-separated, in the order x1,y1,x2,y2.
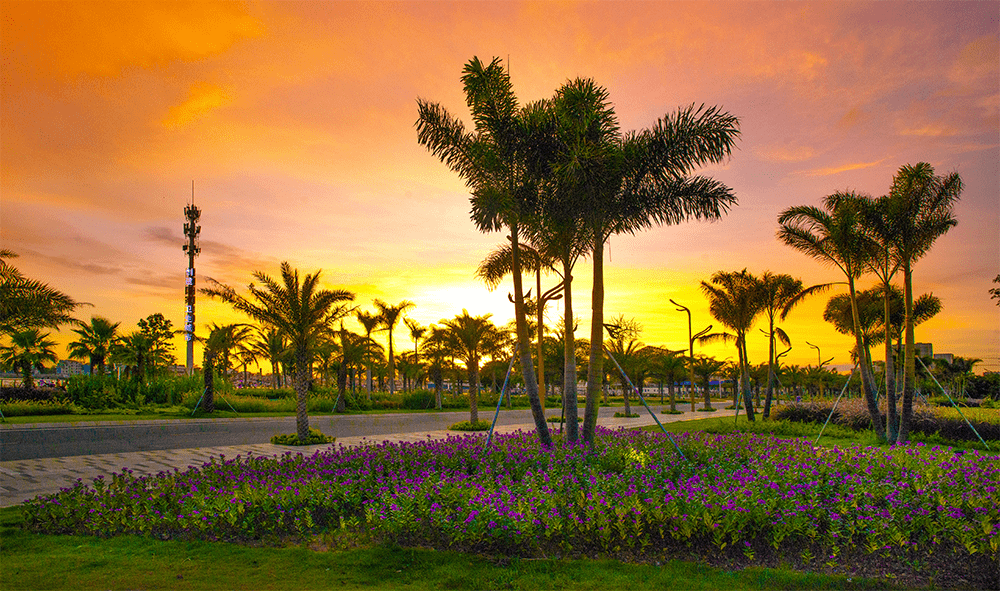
0,507,890,591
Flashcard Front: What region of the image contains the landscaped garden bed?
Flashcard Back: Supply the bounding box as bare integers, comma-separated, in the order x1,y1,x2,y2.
20,427,998,588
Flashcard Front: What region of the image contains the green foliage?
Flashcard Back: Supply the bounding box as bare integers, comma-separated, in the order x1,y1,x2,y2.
448,419,492,431
402,390,436,410
613,412,639,418
967,373,1000,401
0,398,74,417
270,428,334,446
547,416,582,422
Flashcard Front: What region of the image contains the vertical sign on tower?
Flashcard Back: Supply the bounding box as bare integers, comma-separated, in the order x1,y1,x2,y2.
182,181,201,375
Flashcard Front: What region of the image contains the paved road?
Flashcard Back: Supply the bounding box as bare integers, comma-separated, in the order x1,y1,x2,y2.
0,405,648,461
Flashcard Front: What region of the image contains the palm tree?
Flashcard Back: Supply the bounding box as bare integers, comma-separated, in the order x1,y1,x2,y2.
0,328,59,388
886,163,962,443
247,328,286,388
111,331,154,383
754,272,830,418
423,325,451,408
701,269,761,420
202,262,355,442
355,310,381,398
441,310,499,424
373,299,413,397
690,355,727,404
417,56,552,447
647,347,686,411
604,315,645,417
67,316,120,376
547,79,740,444
777,192,885,441
0,250,81,335
404,317,427,391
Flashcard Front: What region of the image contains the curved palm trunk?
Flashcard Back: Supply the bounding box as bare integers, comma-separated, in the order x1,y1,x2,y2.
511,227,551,446
294,347,310,441
562,256,579,443
898,261,916,443
583,232,604,445
848,277,886,441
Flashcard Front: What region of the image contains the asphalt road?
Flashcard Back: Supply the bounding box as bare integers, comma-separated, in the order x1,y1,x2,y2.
0,407,604,461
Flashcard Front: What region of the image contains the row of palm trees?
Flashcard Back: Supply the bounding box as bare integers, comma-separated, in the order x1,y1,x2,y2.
417,56,741,446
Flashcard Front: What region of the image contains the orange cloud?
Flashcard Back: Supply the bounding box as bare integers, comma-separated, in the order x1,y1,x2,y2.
798,160,885,177
161,83,234,129
2,1,264,79
755,145,816,163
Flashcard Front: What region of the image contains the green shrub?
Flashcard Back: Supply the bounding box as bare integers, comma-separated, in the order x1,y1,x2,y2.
661,409,685,414
270,428,334,445
402,390,435,410
0,387,60,402
613,412,639,418
66,375,121,410
546,416,582,422
0,398,75,417
448,420,492,431
966,373,1000,401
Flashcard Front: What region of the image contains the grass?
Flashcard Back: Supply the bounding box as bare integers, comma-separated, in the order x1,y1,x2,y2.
0,506,892,591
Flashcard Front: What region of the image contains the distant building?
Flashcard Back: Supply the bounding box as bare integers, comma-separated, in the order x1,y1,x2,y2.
56,359,88,376
933,353,954,364
915,343,933,358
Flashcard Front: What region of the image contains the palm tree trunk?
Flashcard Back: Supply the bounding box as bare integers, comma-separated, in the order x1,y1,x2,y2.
763,324,776,418
669,381,676,412
898,261,916,443
511,225,551,446
583,232,604,445
469,364,479,424
387,332,396,397
203,350,215,413
562,254,579,443
739,336,755,421
294,348,310,441
536,267,545,412
848,277,886,441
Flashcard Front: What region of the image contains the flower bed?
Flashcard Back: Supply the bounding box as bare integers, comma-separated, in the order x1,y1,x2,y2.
22,429,999,587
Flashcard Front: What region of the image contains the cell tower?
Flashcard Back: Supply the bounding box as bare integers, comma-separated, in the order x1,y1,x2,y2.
182,181,201,374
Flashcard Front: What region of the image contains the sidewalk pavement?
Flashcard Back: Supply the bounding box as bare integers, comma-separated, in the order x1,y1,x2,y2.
0,407,735,507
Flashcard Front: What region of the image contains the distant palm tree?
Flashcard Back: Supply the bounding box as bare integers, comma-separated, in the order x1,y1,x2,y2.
701,269,761,421
67,316,120,376
647,347,686,411
355,310,382,398
373,299,414,397
886,163,962,443
604,315,644,417
0,250,81,335
203,262,355,442
248,328,286,388
417,56,552,447
778,193,885,441
690,356,727,404
754,272,830,418
0,328,58,388
111,331,154,383
404,317,427,391
441,310,500,424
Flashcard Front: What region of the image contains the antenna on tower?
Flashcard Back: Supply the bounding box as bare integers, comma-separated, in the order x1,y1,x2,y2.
183,182,202,375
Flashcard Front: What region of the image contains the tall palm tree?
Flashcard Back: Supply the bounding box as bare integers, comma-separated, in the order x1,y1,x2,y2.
441,310,499,424
0,328,59,388
202,262,355,442
67,316,120,376
417,56,552,447
373,299,414,397
0,250,81,335
887,163,962,443
777,192,885,441
548,78,741,444
755,272,831,418
701,269,761,420
404,317,427,391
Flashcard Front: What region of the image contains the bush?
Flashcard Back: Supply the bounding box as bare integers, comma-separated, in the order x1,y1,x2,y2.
613,412,639,418
66,375,121,410
270,428,334,445
0,398,75,417
448,420,492,431
546,416,582,422
966,373,1000,401
402,390,435,410
0,387,61,402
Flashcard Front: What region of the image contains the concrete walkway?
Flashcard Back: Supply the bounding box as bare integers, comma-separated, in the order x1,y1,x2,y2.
0,407,735,507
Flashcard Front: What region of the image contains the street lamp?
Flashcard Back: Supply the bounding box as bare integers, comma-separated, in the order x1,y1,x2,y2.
670,299,712,411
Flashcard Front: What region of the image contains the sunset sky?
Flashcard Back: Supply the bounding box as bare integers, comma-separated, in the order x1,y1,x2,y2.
2,1,998,375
